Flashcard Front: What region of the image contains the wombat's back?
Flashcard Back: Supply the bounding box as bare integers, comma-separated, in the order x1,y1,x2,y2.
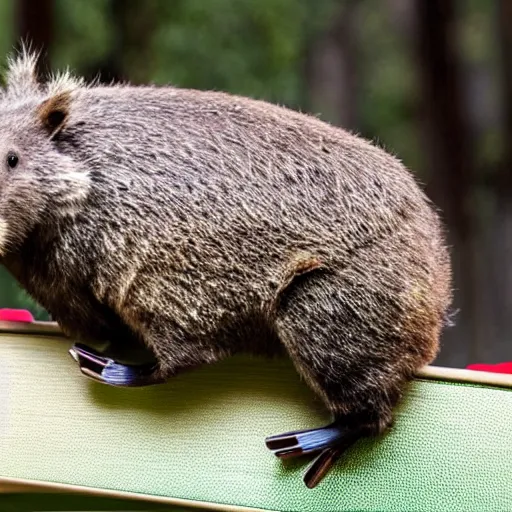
65,86,451,332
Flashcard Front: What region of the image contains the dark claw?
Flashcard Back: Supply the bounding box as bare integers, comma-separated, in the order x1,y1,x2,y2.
303,447,343,488
265,421,345,458
266,420,366,488
69,343,158,387
303,430,362,488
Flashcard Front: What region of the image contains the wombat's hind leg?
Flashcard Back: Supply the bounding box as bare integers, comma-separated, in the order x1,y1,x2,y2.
268,266,422,488
69,343,163,387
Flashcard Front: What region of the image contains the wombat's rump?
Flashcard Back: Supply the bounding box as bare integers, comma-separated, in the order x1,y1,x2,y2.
0,50,452,487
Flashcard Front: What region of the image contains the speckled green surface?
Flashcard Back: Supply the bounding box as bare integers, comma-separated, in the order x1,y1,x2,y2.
1,334,511,512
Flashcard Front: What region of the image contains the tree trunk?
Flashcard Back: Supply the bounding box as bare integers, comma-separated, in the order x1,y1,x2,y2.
304,1,359,130
480,0,512,362
89,0,158,84
16,0,54,77
413,0,479,366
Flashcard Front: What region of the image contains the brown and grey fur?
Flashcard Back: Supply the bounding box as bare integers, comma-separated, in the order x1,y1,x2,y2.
0,50,451,439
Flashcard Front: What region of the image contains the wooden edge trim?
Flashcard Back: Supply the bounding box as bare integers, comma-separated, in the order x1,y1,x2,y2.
1,324,511,389
0,477,273,512
0,321,65,337
417,365,512,389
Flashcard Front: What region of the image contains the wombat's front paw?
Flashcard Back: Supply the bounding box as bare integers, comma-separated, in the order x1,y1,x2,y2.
69,343,159,387
266,419,369,488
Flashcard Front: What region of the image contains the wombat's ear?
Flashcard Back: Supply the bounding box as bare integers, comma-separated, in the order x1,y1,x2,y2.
5,46,41,98
37,91,71,138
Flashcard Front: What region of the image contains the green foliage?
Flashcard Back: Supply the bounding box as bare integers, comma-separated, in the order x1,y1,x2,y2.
149,0,330,107
0,267,48,319
53,0,113,72
52,0,338,107
357,0,421,173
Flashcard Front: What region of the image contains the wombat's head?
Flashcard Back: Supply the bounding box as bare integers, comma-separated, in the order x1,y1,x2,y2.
0,49,90,256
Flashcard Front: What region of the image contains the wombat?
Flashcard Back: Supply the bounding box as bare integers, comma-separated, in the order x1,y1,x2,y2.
0,49,452,487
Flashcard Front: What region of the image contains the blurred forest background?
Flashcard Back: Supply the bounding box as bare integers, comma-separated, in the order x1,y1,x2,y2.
0,0,510,368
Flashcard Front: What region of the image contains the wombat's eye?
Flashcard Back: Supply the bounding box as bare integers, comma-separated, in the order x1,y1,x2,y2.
6,153,18,169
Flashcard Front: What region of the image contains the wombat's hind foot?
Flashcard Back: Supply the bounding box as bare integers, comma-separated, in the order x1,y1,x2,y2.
265,417,378,488
69,343,162,387
265,419,347,459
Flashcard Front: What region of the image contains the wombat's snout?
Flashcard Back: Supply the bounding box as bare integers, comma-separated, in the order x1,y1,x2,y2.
0,218,8,255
